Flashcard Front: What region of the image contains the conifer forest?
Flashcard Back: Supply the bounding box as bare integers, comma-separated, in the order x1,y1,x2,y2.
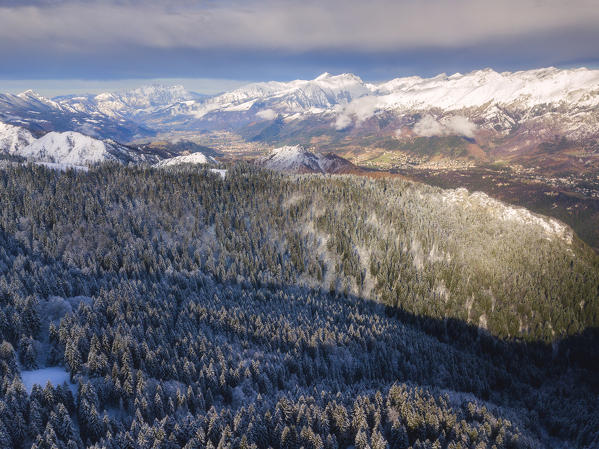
0,163,597,449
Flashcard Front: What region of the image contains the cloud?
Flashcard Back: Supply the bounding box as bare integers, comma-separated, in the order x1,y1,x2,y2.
412,115,446,137
413,114,477,138
256,109,278,120
0,0,597,80
0,0,597,53
333,96,380,129
442,115,477,138
334,114,353,130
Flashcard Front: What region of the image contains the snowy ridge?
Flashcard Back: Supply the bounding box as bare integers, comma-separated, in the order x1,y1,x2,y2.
258,145,356,174
154,152,217,167
333,67,599,132
11,130,160,166
259,145,323,173
134,67,599,127
0,122,36,154
372,67,599,110
160,73,370,120
0,89,154,141
20,131,117,165
441,188,573,244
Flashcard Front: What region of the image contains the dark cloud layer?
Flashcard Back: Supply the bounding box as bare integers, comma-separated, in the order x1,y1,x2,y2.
0,0,597,82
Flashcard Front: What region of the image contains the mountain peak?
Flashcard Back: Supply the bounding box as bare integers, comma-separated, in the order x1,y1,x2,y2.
314,72,364,84
259,145,357,174
315,72,332,80
17,89,46,100
154,152,217,167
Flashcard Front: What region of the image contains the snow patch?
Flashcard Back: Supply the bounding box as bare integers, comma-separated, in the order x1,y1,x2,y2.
209,168,227,179
35,161,89,172
154,152,217,167
21,367,75,395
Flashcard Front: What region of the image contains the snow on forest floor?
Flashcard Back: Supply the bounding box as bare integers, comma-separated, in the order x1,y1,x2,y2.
210,168,227,178
35,161,89,172
21,367,76,395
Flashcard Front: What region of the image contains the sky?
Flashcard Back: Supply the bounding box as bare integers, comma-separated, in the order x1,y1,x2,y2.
1,0,598,96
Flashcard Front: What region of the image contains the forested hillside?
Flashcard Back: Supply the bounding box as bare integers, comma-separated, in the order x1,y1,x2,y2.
0,164,597,448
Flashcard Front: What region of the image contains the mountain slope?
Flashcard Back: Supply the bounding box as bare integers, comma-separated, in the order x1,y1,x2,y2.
0,122,36,154
17,131,163,166
111,67,599,136
58,84,203,121
0,90,154,142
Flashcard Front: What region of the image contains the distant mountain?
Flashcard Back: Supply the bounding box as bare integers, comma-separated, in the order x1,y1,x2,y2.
258,145,358,174
0,90,154,142
151,72,368,126
56,84,204,121
154,152,217,167
111,68,599,137
9,130,163,166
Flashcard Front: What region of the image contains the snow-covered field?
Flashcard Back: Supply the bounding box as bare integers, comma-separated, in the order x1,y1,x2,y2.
21,367,76,395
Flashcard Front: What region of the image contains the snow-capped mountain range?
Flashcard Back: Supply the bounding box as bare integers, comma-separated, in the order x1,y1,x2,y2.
258,145,357,174
117,67,599,143
0,84,204,142
1,67,598,168
56,84,203,121
3,67,598,140
148,67,599,130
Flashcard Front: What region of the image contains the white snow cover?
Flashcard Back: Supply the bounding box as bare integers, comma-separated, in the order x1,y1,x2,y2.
35,161,89,172
258,145,352,174
209,168,227,179
0,122,36,154
375,67,599,109
21,367,75,395
66,84,198,119
259,145,323,172
441,188,573,244
335,67,599,128
132,67,599,128
154,152,217,167
20,131,116,165
166,72,370,119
